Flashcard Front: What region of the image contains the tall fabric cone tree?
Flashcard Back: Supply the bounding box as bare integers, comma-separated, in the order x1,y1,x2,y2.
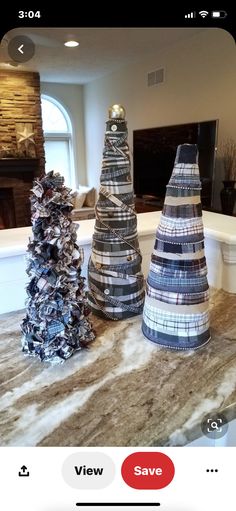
142,144,211,350
21,171,95,362
88,104,145,320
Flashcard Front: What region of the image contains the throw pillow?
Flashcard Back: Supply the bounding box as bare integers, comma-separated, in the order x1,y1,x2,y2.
74,190,87,209
84,187,96,207
79,185,96,207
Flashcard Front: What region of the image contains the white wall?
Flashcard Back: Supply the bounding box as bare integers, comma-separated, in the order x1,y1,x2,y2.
83,29,236,210
40,82,87,186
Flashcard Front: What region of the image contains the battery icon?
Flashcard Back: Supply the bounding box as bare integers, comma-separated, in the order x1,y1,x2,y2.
211,10,227,18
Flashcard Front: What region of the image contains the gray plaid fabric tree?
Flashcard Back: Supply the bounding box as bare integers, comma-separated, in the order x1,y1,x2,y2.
88,105,145,320
21,171,95,362
142,144,210,350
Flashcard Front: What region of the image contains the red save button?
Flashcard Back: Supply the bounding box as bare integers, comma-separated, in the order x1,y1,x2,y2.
121,452,175,489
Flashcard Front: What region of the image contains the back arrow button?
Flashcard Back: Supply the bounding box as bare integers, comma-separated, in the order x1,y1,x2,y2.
8,36,35,63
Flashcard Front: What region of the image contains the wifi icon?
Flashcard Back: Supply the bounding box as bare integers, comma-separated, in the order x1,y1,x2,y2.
199,10,209,17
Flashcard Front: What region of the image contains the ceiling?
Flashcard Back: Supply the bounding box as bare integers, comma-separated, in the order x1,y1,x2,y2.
0,28,204,84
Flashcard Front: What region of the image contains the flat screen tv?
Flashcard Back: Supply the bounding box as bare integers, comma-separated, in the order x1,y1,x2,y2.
133,120,218,208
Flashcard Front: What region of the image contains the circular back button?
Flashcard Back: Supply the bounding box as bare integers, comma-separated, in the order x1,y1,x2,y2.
121,452,175,490
8,36,35,63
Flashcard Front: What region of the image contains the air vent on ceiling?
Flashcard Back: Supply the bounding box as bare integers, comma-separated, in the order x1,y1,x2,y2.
147,68,165,87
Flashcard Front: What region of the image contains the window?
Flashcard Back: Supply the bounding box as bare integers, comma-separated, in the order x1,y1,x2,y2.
41,96,74,186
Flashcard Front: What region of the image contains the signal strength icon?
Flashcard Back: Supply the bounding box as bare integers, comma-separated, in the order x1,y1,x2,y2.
199,10,209,17
185,12,196,18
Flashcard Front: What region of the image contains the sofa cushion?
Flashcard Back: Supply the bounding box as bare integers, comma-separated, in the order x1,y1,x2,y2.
72,207,95,221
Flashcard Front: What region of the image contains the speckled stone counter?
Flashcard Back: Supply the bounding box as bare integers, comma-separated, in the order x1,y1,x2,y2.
0,289,236,447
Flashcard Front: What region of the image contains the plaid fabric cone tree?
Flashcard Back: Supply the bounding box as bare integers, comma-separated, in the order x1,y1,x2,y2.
142,144,211,350
88,104,145,320
21,171,95,362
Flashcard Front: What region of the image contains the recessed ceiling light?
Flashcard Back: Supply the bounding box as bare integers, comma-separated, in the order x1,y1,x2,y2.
64,40,79,48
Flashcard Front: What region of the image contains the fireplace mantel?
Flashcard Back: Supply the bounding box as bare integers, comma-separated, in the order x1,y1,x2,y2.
0,158,40,175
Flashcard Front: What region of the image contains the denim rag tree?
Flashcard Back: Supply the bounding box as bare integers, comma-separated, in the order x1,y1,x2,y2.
88,105,145,320
142,144,211,350
21,171,95,362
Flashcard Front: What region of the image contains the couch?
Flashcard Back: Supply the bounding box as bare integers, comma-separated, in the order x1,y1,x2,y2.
71,186,96,221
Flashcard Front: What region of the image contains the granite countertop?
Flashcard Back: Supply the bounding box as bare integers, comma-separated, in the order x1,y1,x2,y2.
0,288,236,447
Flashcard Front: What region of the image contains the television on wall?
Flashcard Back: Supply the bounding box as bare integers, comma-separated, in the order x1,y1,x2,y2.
133,120,218,208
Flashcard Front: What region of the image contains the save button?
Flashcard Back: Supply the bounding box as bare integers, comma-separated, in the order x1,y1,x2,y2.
121,452,175,489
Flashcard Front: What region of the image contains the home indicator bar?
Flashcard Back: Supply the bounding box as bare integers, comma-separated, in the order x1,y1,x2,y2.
76,504,161,507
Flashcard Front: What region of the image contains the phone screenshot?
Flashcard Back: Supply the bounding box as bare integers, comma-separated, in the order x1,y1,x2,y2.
0,7,235,510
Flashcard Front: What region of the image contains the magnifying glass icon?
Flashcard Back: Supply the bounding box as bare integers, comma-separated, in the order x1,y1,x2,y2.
210,421,219,430
202,414,228,438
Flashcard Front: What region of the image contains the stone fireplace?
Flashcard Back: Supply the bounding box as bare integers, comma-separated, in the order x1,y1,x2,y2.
0,70,45,228
0,158,40,229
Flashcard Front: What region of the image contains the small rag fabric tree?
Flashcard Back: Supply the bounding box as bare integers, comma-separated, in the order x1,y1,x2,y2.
142,144,211,350
21,171,95,363
88,104,145,320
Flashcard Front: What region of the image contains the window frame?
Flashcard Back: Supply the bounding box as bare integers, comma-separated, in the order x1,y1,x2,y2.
41,94,75,188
